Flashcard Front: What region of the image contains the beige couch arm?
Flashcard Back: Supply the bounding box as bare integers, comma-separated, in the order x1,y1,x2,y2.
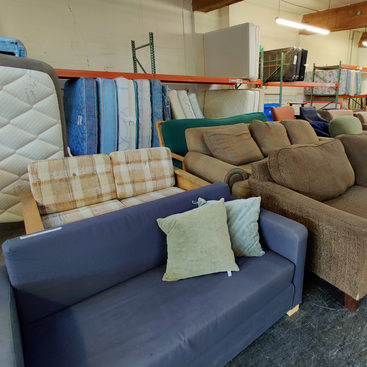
174,167,210,190
249,177,367,301
184,151,249,189
21,193,44,234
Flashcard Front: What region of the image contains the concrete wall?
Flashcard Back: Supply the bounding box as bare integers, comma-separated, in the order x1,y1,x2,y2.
0,0,197,74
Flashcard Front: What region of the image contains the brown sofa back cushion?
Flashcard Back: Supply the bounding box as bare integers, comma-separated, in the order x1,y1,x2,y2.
185,123,249,155
280,119,319,144
249,120,291,157
203,130,264,165
268,139,355,201
337,133,367,187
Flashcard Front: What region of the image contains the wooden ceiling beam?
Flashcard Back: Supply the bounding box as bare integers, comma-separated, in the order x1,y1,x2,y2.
192,0,243,12
301,1,367,33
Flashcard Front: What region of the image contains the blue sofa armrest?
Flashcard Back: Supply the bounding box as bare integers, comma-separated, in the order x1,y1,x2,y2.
259,209,308,308
0,266,24,367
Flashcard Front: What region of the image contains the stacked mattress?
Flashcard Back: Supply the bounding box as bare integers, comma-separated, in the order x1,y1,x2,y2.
168,90,204,119
203,89,264,118
204,23,259,81
64,77,173,155
263,47,308,82
304,69,364,96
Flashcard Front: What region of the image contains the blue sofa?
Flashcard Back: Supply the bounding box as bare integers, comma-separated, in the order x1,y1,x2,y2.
1,183,307,367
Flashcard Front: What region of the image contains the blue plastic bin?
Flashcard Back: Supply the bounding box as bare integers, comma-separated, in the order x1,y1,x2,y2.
264,103,280,121
0,37,27,57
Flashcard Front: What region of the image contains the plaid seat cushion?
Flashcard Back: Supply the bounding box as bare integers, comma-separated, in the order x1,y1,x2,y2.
42,199,124,229
110,147,175,199
120,187,184,207
28,154,117,215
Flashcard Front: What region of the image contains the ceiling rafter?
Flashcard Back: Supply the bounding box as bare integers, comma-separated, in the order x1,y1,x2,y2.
301,1,367,32
192,0,243,12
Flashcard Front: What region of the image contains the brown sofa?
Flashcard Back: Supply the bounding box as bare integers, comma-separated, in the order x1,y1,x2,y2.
184,120,322,198
318,109,353,122
248,135,367,311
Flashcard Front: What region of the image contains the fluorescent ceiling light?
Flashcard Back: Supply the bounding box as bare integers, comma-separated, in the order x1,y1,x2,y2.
275,17,330,35
363,40,367,47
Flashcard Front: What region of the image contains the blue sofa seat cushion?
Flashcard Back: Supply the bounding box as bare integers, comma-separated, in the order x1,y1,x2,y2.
23,251,294,367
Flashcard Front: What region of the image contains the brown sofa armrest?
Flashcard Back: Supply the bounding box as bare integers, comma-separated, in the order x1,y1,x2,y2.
318,137,332,141
184,151,249,189
21,193,44,234
174,167,210,190
249,178,367,300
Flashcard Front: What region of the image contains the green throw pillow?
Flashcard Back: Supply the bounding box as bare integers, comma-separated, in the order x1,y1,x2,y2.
157,199,239,281
197,197,264,257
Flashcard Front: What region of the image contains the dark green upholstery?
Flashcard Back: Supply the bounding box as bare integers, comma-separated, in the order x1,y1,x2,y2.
161,112,268,157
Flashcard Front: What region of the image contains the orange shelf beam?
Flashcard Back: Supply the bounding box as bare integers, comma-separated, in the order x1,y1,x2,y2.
263,81,338,88
55,69,262,86
314,64,367,72
339,95,367,98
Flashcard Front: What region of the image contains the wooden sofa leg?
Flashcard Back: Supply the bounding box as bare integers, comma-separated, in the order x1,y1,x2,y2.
344,293,361,312
287,304,299,316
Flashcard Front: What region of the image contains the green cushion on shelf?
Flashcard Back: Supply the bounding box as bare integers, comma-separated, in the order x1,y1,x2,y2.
161,112,268,157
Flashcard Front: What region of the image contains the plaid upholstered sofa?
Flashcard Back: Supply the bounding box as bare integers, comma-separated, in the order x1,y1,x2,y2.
249,134,367,311
183,119,322,198
22,147,208,233
2,181,308,367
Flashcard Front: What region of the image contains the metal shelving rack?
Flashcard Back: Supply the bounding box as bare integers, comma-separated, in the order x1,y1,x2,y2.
260,50,338,106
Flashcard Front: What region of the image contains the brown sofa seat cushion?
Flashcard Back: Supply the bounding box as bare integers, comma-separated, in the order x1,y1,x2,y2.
324,186,367,219
268,139,355,201
185,123,248,155
203,129,263,165
280,119,319,144
249,120,291,157
337,133,367,187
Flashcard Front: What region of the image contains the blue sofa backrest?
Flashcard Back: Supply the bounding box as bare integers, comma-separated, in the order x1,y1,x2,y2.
3,183,231,325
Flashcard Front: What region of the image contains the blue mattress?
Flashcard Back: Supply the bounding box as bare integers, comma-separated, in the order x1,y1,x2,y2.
96,78,118,154
64,78,98,156
162,85,172,121
150,79,163,147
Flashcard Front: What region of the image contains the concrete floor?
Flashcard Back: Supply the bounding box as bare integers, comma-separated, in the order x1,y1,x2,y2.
1,224,366,367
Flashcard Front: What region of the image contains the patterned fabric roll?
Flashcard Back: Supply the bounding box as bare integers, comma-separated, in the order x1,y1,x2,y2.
135,79,152,148
162,85,172,120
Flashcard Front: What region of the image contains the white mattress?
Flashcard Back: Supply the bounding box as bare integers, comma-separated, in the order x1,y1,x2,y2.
168,90,186,119
188,92,204,118
0,66,64,222
115,77,137,151
177,90,195,118
204,23,259,81
203,90,258,118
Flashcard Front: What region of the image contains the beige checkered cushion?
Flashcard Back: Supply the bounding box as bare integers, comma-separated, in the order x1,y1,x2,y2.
28,154,117,215
110,147,175,199
42,199,124,229
120,187,184,207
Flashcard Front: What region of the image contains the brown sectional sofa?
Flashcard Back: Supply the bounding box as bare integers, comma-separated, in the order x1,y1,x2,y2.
184,119,323,198
248,134,367,311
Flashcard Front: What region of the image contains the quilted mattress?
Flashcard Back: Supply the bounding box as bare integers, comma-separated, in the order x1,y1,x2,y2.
177,90,196,118
188,92,204,118
0,55,66,222
96,78,118,154
64,78,98,156
135,79,152,148
204,23,259,81
203,90,262,118
168,89,186,119
115,77,138,151
150,79,163,147
304,69,348,95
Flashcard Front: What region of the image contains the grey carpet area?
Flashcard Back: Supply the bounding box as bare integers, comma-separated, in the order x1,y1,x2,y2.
1,225,366,366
